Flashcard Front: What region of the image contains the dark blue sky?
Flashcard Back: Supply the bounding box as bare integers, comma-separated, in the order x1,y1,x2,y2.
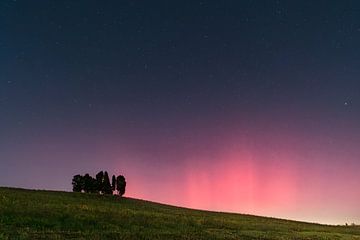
1,0,360,224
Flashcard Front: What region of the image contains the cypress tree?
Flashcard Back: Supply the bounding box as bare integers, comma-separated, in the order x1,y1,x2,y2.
111,175,116,192
116,175,126,197
103,171,113,194
83,173,96,193
96,171,104,193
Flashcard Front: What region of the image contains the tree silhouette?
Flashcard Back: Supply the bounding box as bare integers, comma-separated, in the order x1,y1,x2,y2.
83,174,90,193
72,171,125,196
116,175,126,196
111,175,116,192
72,174,84,192
96,171,104,193
83,173,95,193
88,176,98,193
103,171,113,194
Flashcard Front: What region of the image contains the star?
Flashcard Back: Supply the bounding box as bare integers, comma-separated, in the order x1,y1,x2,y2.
344,100,352,106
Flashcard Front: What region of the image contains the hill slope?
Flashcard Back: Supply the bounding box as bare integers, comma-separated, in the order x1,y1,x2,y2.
0,187,359,239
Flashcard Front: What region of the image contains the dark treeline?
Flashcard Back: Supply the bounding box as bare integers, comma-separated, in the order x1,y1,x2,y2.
72,171,126,196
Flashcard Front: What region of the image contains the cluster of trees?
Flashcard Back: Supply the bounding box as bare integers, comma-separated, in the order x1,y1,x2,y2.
72,171,126,196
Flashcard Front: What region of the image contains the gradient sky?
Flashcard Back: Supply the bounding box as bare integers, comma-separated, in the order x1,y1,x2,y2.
1,0,360,225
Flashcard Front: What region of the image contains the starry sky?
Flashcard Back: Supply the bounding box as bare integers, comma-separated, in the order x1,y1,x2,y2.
1,0,360,224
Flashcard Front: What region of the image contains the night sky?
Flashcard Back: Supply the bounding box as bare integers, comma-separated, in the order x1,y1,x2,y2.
1,1,360,224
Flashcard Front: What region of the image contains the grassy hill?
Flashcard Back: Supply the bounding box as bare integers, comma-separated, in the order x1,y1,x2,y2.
0,187,359,239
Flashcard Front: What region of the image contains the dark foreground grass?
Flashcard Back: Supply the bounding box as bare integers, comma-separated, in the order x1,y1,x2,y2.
0,187,359,239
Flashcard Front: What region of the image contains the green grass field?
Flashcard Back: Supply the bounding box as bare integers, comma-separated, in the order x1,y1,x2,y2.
0,187,359,239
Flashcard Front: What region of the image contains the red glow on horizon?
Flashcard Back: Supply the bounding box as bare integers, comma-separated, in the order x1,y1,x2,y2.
182,148,298,215
111,127,360,225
